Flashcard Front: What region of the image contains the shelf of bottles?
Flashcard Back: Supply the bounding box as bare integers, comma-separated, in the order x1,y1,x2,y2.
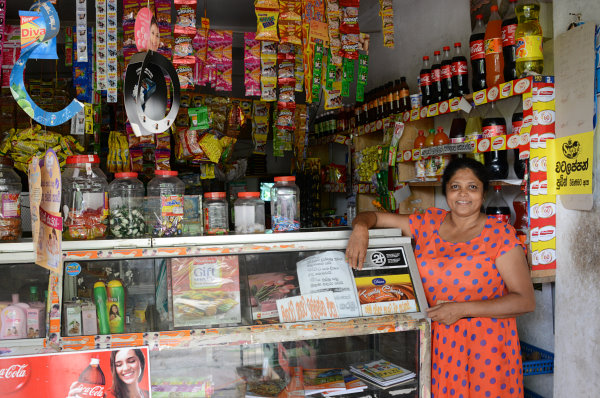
308,133,352,146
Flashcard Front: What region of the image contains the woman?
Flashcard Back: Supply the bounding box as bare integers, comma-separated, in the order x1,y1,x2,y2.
346,158,535,398
149,17,160,52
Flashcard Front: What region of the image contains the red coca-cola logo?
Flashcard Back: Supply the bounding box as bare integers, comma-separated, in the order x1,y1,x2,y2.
501,24,517,46
453,61,468,75
474,91,486,104
501,82,513,97
432,69,441,82
483,125,506,138
441,65,452,79
470,40,484,60
77,383,106,398
0,361,31,393
420,73,431,85
487,87,499,101
491,135,505,150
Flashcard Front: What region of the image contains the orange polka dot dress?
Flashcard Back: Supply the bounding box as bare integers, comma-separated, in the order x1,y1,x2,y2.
409,208,524,398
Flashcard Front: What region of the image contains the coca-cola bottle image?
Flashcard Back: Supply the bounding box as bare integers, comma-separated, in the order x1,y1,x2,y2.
451,42,470,97
502,0,518,81
440,46,454,100
486,185,511,224
431,51,443,103
511,97,527,179
419,56,433,106
482,102,509,179
470,14,487,92
77,357,106,398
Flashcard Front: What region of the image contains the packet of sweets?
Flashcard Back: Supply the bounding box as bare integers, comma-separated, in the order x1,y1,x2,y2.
356,53,368,102
189,107,209,130
255,0,280,42
174,0,197,34
342,57,354,97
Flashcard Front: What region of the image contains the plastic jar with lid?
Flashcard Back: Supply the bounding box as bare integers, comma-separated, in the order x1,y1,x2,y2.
271,176,300,232
203,192,228,235
234,192,265,234
108,172,146,238
147,170,185,237
62,155,109,240
0,156,22,241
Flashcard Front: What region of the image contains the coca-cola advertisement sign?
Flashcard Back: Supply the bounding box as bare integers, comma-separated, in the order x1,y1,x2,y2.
0,348,150,397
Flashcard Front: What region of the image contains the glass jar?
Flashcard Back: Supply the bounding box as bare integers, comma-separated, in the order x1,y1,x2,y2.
271,176,300,232
203,192,228,235
62,155,109,240
108,172,146,238
0,156,22,241
147,170,185,237
234,192,265,234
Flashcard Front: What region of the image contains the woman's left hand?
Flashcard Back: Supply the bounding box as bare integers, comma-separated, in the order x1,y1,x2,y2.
426,302,465,325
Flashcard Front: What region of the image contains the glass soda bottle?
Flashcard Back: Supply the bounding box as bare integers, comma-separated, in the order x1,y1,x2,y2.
451,42,470,97
513,182,529,242
431,51,443,103
449,110,467,160
484,5,505,87
470,14,487,92
512,97,527,179
482,102,509,180
516,0,544,76
77,357,106,398
502,0,519,81
441,46,454,100
419,56,433,106
485,185,511,224
399,77,410,112
414,130,427,181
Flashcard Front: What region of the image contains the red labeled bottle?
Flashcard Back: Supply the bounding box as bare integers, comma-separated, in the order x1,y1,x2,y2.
77,356,106,398
502,0,519,81
451,42,470,97
486,185,511,224
441,46,454,100
420,56,433,106
431,50,443,103
512,97,527,179
482,102,509,180
470,14,487,92
485,5,505,87
414,130,427,180
513,181,529,242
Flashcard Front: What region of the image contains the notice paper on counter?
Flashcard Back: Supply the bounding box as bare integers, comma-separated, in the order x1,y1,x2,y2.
295,251,361,318
276,291,339,323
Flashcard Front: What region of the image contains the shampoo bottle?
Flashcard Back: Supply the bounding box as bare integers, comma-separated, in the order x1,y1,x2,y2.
1,294,28,339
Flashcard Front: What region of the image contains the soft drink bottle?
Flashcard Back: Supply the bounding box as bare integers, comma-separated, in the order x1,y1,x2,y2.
451,42,470,97
515,0,544,76
513,182,529,239
482,102,509,180
465,106,485,164
441,46,454,100
449,110,467,160
511,97,527,179
431,51,443,103
502,0,518,81
484,5,505,87
424,129,436,179
470,14,487,92
419,56,433,106
78,356,106,398
486,185,511,223
433,127,451,180
414,130,427,181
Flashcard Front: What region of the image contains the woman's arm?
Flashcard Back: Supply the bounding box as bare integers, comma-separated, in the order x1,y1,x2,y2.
345,211,411,269
427,246,535,324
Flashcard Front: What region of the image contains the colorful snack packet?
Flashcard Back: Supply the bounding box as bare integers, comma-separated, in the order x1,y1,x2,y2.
342,57,353,97
174,32,195,62
174,0,197,34
356,53,368,102
255,0,280,42
175,62,195,90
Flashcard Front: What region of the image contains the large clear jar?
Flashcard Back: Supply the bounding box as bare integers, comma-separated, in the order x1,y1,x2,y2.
0,156,22,241
147,170,185,237
62,155,109,240
108,172,146,238
271,176,300,232
203,192,228,235
234,192,265,234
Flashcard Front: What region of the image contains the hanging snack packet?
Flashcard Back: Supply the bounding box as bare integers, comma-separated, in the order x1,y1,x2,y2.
342,57,354,97
326,0,343,66
356,53,368,102
216,30,233,92
225,103,246,138
311,42,324,99
189,107,209,130
294,45,304,92
174,32,195,62
255,0,280,42
324,81,343,110
261,77,278,102
174,0,197,34
379,0,394,48
175,62,195,90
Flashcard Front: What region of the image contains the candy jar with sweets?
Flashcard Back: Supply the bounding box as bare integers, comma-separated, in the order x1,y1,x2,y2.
204,192,229,235
147,170,185,237
108,172,145,238
271,176,300,232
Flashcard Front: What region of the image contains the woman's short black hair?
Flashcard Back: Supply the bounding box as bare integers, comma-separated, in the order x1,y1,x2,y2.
441,157,489,196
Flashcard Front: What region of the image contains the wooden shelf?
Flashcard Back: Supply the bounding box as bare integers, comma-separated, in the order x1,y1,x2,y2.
531,269,556,284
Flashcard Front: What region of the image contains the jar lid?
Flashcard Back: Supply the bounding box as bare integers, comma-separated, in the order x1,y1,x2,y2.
66,154,99,164
0,156,13,167
238,192,260,198
204,192,226,199
274,176,295,182
115,172,138,178
155,170,178,176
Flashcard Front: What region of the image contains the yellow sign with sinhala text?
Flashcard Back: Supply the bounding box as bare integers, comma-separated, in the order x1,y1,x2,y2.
547,131,593,195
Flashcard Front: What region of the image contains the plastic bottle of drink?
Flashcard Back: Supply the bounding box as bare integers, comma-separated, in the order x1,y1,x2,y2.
414,130,427,181
451,42,470,97
470,14,487,92
441,46,454,100
399,77,410,112
513,182,529,241
419,56,433,106
449,111,467,160
433,127,451,180
465,106,485,164
424,129,436,179
515,0,544,76
486,185,511,223
482,102,509,179
431,51,443,103
484,5,505,87
77,356,106,398
392,79,401,114
511,97,527,179
502,0,519,81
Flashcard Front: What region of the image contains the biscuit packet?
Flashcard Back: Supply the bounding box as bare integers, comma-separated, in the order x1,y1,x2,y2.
255,0,280,42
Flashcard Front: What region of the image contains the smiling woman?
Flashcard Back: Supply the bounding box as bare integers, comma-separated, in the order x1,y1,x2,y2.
110,349,149,398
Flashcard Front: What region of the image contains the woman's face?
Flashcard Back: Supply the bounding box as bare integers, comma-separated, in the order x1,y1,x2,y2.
111,305,118,314
114,350,141,385
445,168,485,217
150,23,160,51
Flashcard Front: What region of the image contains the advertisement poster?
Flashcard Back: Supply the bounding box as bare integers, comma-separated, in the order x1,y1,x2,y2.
0,347,151,397
546,130,594,195
35,150,62,273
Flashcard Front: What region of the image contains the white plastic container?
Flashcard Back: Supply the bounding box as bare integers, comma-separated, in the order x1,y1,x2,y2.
203,192,228,235
234,192,265,234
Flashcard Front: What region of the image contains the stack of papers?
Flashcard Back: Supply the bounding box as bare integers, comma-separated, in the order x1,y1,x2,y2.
350,359,416,387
